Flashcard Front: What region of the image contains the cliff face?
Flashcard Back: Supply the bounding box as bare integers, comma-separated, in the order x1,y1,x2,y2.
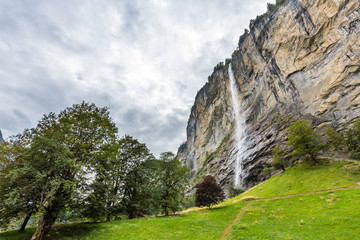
178,0,360,189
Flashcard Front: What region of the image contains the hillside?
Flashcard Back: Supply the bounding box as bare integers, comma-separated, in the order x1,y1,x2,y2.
177,0,360,189
2,159,360,240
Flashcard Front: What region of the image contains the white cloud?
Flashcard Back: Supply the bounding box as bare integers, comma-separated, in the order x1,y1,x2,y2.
0,0,274,156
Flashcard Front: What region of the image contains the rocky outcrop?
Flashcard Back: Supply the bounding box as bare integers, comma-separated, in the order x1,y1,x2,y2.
178,0,360,190
0,130,3,142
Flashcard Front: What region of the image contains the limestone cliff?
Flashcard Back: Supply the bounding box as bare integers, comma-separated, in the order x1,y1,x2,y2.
177,0,360,189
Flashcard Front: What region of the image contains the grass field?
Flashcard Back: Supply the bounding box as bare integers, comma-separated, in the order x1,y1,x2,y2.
1,159,360,240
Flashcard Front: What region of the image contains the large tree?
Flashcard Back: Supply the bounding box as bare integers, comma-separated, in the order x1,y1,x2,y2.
118,136,156,219
0,102,117,240
157,152,189,216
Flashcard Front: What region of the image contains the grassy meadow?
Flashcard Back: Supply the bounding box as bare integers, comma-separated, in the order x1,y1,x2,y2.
1,159,360,240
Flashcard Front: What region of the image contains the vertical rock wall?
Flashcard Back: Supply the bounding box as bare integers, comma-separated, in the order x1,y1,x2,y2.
178,0,360,189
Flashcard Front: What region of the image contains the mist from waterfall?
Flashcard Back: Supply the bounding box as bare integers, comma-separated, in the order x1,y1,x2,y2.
228,63,247,187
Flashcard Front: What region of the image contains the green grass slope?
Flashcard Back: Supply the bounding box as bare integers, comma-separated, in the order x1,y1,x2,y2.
1,159,360,240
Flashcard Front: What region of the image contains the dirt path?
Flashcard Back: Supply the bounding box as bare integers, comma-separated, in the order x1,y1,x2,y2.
218,201,253,240
218,185,359,240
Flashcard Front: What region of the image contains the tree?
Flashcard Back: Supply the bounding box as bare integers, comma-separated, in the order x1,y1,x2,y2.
287,120,326,164
195,175,225,209
157,152,189,216
0,102,118,240
0,140,38,232
118,136,156,219
347,119,360,159
271,146,288,171
326,127,346,155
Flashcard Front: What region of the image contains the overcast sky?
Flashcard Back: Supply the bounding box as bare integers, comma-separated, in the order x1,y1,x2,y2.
0,0,273,157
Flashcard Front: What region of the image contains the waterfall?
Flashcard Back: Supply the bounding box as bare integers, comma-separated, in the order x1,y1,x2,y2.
228,63,247,187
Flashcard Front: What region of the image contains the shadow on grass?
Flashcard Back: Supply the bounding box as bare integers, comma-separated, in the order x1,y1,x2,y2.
0,223,100,240
0,229,34,240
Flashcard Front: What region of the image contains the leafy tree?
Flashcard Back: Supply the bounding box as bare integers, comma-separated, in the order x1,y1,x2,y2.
0,140,38,232
347,119,360,159
271,146,288,171
287,120,326,164
157,152,189,216
195,175,225,209
326,127,346,154
0,102,117,240
118,136,156,219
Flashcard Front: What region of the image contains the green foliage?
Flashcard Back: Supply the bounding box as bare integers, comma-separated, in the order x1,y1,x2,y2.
3,159,360,240
287,120,326,164
271,146,289,171
157,152,190,216
181,195,195,209
117,136,156,219
213,62,225,72
346,119,360,159
0,102,118,239
195,175,225,209
326,127,346,153
266,3,276,13
225,58,231,66
227,183,244,198
262,167,272,177
0,140,36,231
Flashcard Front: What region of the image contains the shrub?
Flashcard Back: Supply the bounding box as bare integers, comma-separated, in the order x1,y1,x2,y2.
326,127,346,153
263,167,272,177
228,183,244,198
347,119,360,159
271,146,288,171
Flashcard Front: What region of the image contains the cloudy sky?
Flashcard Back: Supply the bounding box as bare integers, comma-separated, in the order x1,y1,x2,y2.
0,0,273,156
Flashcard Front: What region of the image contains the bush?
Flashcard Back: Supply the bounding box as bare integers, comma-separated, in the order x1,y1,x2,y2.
347,119,360,159
271,146,288,171
326,127,346,153
195,175,225,209
228,183,244,198
263,167,272,177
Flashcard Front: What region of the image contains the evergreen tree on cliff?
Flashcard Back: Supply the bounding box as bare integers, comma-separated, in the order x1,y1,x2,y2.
195,175,225,209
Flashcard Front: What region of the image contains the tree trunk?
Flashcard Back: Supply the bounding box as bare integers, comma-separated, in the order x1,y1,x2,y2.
311,154,318,164
165,205,169,217
128,210,134,219
30,210,58,240
164,191,169,216
106,212,111,222
19,213,32,232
